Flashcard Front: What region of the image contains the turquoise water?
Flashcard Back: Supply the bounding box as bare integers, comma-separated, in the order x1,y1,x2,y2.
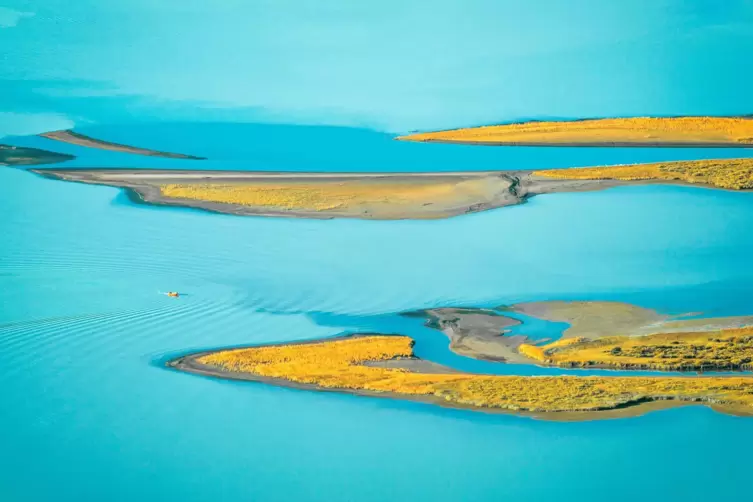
3,0,753,500
3,132,753,500
8,122,753,173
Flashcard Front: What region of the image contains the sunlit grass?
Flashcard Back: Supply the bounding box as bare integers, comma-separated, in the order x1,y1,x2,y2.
197,335,753,414
398,116,753,146
518,326,753,371
160,180,473,212
534,158,753,190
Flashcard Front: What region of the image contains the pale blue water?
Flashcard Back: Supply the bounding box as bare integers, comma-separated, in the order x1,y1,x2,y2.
3,1,753,500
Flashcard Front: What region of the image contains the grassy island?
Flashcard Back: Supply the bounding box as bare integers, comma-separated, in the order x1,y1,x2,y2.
33,158,753,221
519,326,753,371
169,335,753,420
32,169,520,220
534,158,753,190
397,116,753,147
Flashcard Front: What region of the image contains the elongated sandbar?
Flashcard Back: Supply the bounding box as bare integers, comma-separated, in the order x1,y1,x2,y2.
33,158,752,220
398,116,753,147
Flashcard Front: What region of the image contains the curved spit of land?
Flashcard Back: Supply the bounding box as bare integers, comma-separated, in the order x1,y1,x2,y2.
1,144,75,167
33,157,753,220
168,334,753,420
40,130,206,160
397,116,753,147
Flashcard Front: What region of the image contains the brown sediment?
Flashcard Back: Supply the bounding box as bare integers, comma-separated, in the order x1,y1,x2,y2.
508,301,753,340
1,144,75,167
397,116,753,147
167,334,753,421
403,307,532,363
40,130,205,160
405,302,753,368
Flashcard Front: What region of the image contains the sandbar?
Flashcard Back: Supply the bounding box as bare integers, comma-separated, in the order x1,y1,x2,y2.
403,307,532,362
27,167,664,220
40,130,205,160
33,157,752,220
397,116,753,147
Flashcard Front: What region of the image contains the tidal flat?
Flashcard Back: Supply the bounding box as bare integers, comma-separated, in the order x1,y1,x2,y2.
398,116,753,147
169,334,753,420
32,158,752,220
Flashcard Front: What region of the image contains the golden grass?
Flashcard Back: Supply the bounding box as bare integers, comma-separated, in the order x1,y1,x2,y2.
197,335,753,414
398,117,753,146
518,326,753,371
533,158,753,190
160,180,467,212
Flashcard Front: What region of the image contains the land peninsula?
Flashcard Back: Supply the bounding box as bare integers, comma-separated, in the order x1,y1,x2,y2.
40,130,205,159
34,157,752,219
397,116,753,147
1,144,74,166
169,334,753,420
407,301,753,370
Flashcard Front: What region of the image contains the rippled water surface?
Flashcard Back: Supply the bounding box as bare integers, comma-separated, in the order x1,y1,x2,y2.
2,121,753,500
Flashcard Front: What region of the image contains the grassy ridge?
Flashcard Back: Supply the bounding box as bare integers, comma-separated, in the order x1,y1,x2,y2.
518,327,753,371
398,116,753,146
196,335,753,415
534,158,753,189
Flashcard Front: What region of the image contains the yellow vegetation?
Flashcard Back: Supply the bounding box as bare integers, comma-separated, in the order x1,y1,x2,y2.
533,158,753,190
398,116,753,146
160,180,464,211
518,326,753,371
197,335,753,415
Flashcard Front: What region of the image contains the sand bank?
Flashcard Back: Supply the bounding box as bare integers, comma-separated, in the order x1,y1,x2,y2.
403,308,532,363
29,167,649,220
405,301,753,370
508,301,753,340
40,130,205,159
397,116,753,147
168,334,753,421
34,157,752,220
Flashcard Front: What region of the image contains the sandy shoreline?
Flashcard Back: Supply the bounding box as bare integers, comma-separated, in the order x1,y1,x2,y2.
32,167,658,220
